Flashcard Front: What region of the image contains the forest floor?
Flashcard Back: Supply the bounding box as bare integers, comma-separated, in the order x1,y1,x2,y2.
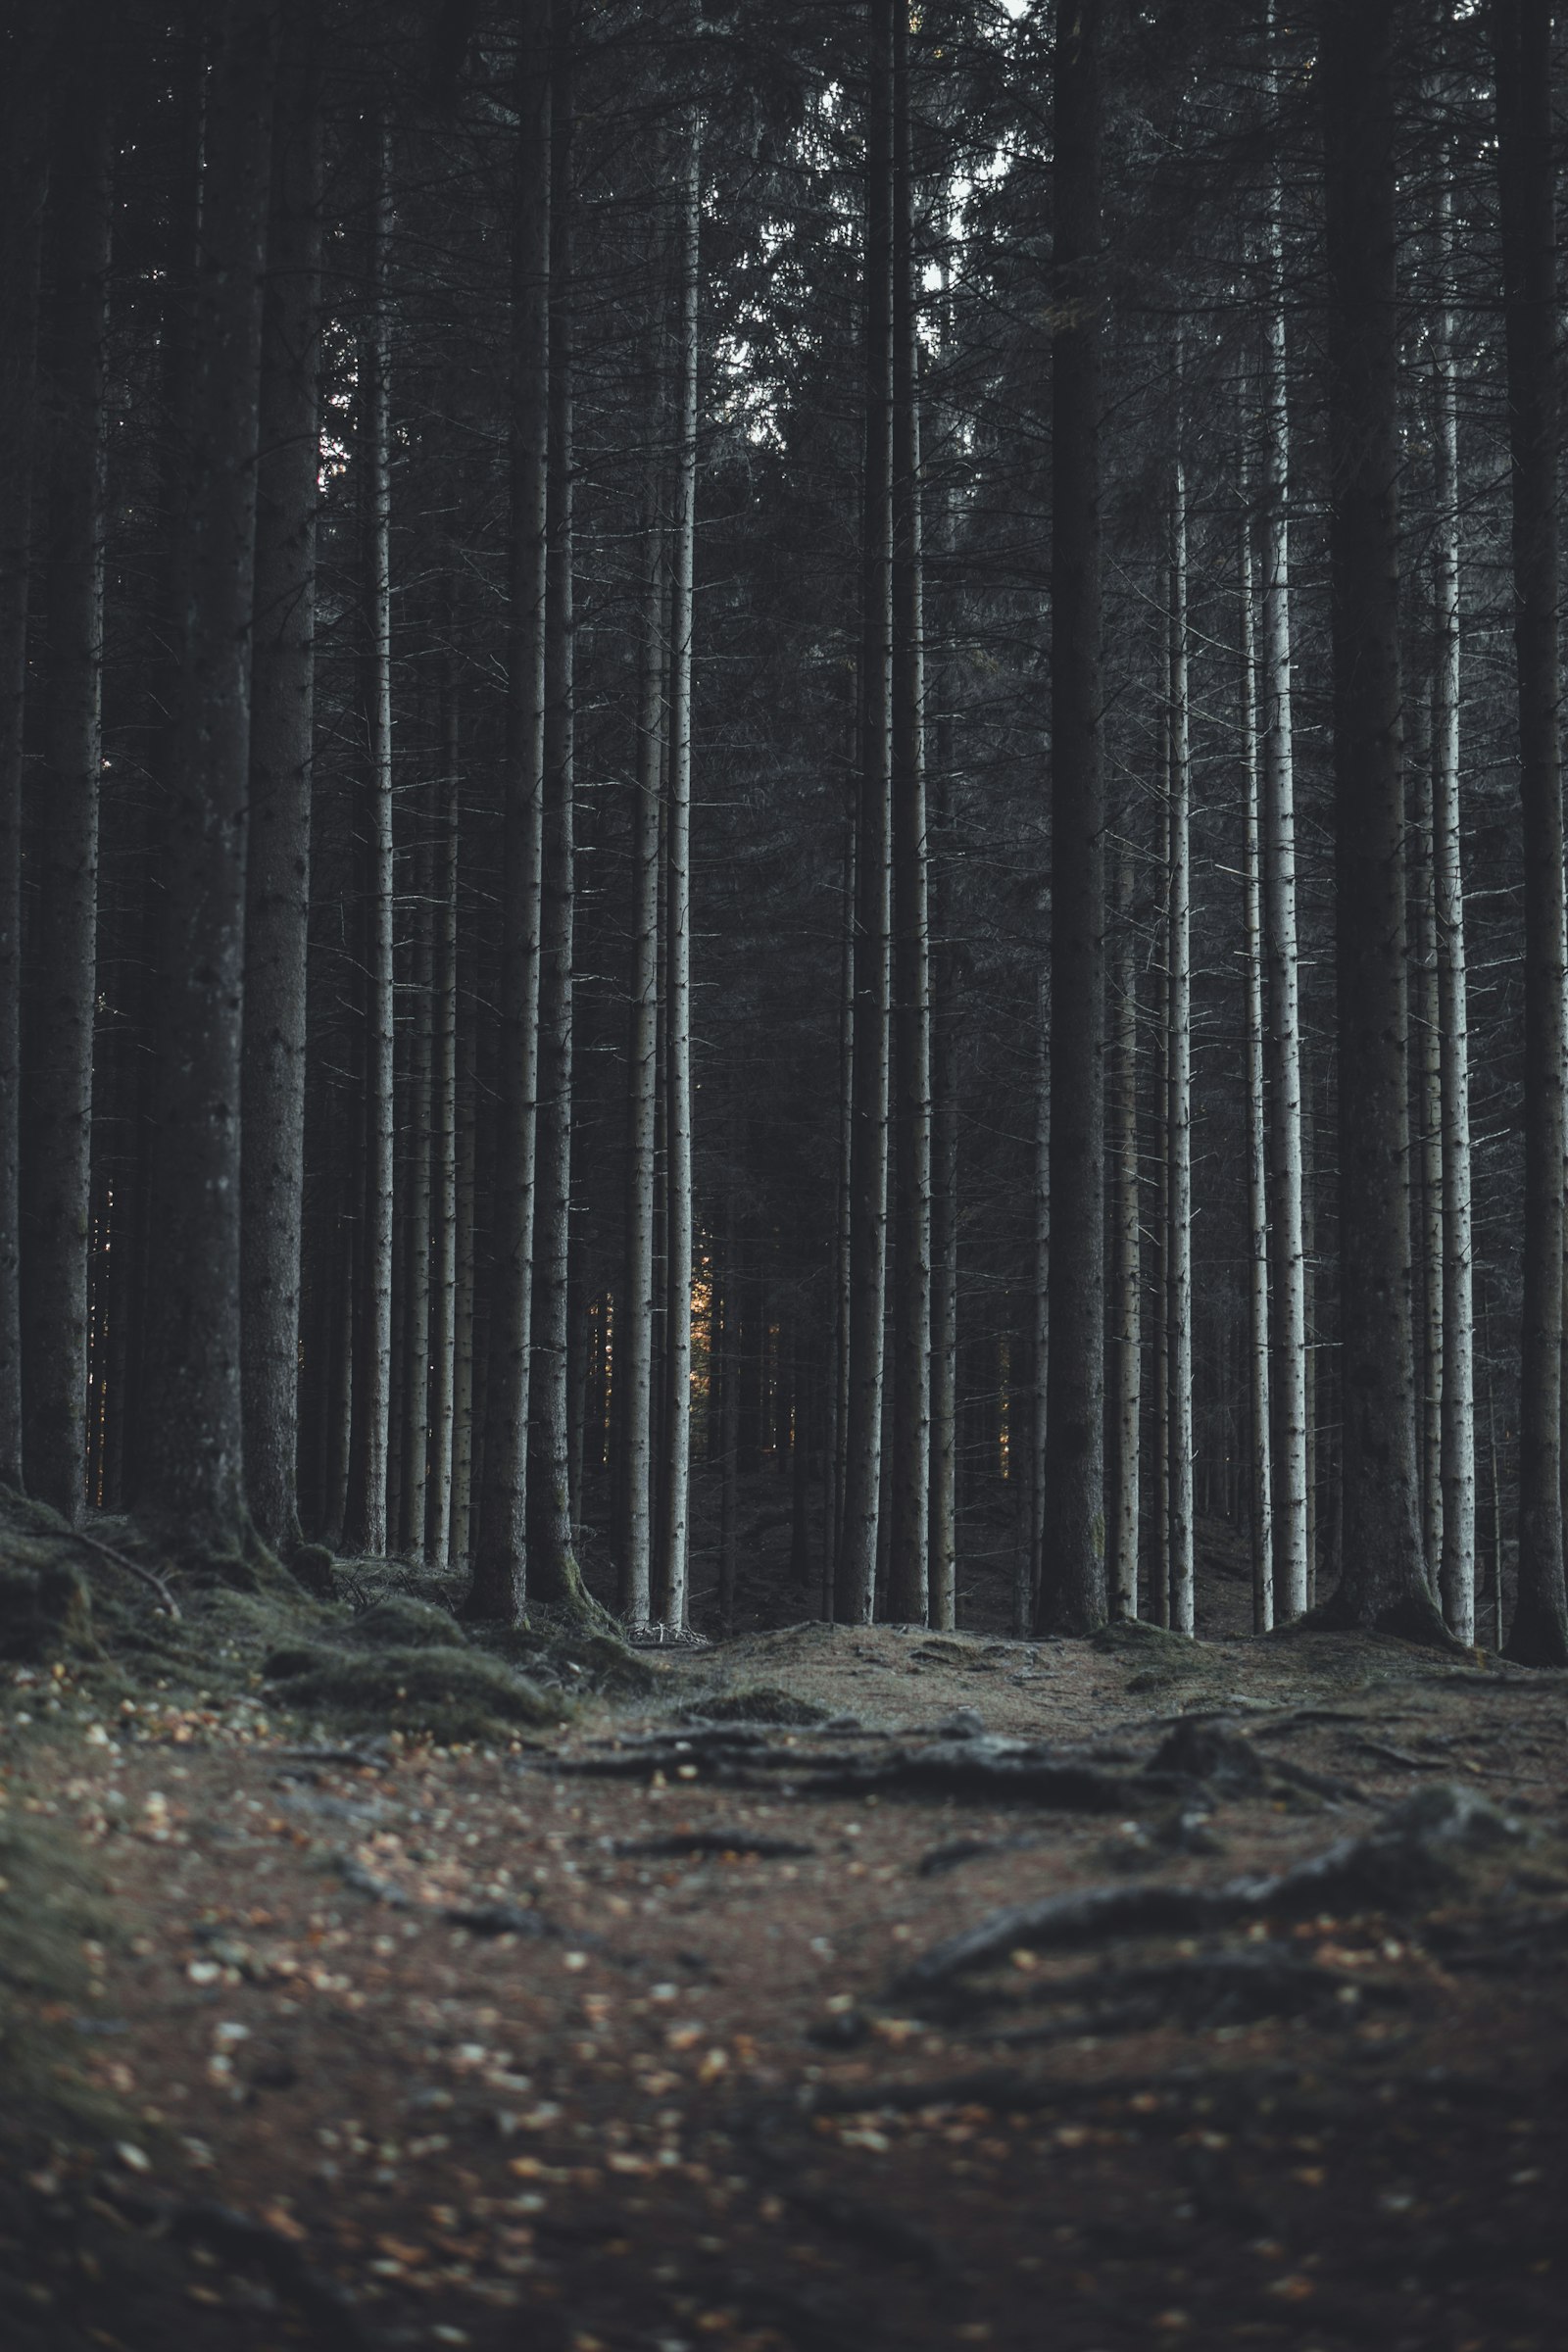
1,1501,1565,2352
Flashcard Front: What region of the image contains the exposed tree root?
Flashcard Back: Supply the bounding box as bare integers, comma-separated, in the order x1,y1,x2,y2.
71,1527,182,1619
606,1829,818,1860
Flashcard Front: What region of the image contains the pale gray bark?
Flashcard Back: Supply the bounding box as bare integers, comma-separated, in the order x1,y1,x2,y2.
426,668,460,1567
450,994,477,1566
1409,690,1444,1581
1166,448,1195,1638
1108,839,1141,1621
1240,502,1274,1632
401,811,434,1555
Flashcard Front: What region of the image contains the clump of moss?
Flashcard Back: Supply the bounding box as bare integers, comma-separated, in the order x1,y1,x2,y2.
682,1686,829,1726
343,1595,466,1651
469,1619,660,1696
0,1560,96,1663
264,1642,567,1742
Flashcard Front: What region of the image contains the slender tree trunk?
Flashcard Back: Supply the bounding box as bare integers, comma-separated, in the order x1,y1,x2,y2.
1241,500,1274,1632
1408,677,1445,1582
468,0,551,1619
1023,970,1050,1632
0,6,48,1492
1316,0,1444,1639
888,0,931,1626
450,987,478,1565
928,706,959,1633
241,12,320,1554
1494,0,1568,1663
401,808,434,1554
529,23,597,1620
1432,190,1475,1645
1038,0,1106,1634
619,287,666,1628
828,798,856,1612
837,0,895,1626
718,1178,739,1633
348,115,395,1557
1259,86,1310,1621
656,85,700,1633
21,45,111,1520
1108,837,1142,1621
1166,442,1195,1637
426,665,460,1566
139,0,278,1551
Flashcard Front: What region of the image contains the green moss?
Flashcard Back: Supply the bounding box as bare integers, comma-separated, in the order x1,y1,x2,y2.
264,1642,568,1741
344,1595,467,1651
683,1686,829,1726
0,1561,96,1662
0,1808,119,2137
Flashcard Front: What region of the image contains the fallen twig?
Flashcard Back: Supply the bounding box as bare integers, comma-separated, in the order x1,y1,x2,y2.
74,1526,181,1620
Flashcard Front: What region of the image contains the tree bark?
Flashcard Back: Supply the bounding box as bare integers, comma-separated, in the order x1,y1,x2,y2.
1493,0,1568,1664
1166,439,1194,1638
1314,0,1445,1641
1240,497,1274,1633
425,664,460,1565
467,0,552,1620
1037,0,1106,1634
241,9,321,1554
21,38,111,1521
1108,836,1142,1622
139,0,278,1553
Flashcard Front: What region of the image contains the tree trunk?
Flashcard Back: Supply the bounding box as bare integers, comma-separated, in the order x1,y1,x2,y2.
1494,0,1568,1664
656,83,700,1634
401,805,434,1554
1037,0,1106,1634
0,4,49,1492
888,0,931,1626
928,697,959,1633
1315,0,1445,1641
21,43,111,1521
836,0,895,1626
1259,74,1310,1622
1240,498,1274,1632
467,0,551,1620
139,0,278,1554
1408,675,1444,1583
426,664,460,1566
450,983,478,1566
1166,441,1195,1637
1108,837,1142,1622
1432,186,1475,1645
241,10,321,1554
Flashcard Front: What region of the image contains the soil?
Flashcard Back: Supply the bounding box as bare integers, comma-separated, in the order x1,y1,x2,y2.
1,1510,1565,2352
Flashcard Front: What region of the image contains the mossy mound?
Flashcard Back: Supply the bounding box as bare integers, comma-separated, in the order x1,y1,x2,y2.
263,1641,567,1742
343,1595,466,1651
0,1559,96,1662
469,1620,660,1696
682,1685,829,1726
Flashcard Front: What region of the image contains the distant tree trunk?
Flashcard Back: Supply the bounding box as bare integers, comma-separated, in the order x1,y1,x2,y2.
928,690,959,1632
656,86,700,1634
619,280,666,1629
467,0,551,1620
1023,971,1049,1633
828,798,856,1611
1240,500,1274,1632
21,45,111,1521
836,0,895,1626
1259,80,1310,1622
888,0,931,1626
1037,0,1106,1635
1149,749,1171,1626
1494,0,1568,1665
426,665,460,1566
718,1177,739,1632
450,988,478,1565
1108,838,1142,1621
1166,443,1195,1637
347,115,395,1558
1432,185,1475,1645
241,13,321,1554
401,808,434,1554
0,6,49,1492
1316,0,1445,1640
1408,680,1444,1582
139,0,277,1551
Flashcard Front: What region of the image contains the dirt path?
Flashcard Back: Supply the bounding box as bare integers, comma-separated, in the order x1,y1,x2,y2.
3,1619,1567,2352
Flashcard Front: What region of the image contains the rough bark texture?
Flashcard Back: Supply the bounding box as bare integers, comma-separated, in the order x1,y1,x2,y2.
467,0,551,1621
139,0,278,1553
1108,839,1141,1622
1240,506,1273,1633
21,43,111,1521
1166,446,1194,1638
1493,0,1568,1665
1037,0,1106,1635
1314,0,1445,1642
425,669,460,1567
240,12,321,1553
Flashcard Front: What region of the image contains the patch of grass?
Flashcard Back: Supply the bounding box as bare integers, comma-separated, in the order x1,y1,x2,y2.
682,1686,830,1726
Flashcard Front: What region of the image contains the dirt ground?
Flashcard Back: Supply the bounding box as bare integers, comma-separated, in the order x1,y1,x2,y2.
3,1530,1567,2352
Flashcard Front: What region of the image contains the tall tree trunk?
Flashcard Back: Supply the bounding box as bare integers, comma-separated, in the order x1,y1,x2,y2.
656,82,700,1634
828,798,856,1612
467,0,551,1619
450,984,478,1565
1494,0,1568,1664
837,0,895,1626
348,114,395,1557
888,0,931,1626
241,10,321,1554
1408,677,1444,1581
1149,749,1171,1626
1037,0,1106,1634
1166,439,1195,1637
21,41,111,1521
928,694,959,1633
1023,969,1049,1632
139,0,278,1551
619,279,666,1629
1108,837,1142,1621
401,808,434,1554
1316,0,1444,1640
1241,498,1274,1632
426,664,460,1566
0,3,49,1492
1259,61,1310,1621
1432,185,1475,1645
530,20,596,1619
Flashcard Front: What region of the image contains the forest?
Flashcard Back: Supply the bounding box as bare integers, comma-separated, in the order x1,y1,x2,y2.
2,1,1568,2348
